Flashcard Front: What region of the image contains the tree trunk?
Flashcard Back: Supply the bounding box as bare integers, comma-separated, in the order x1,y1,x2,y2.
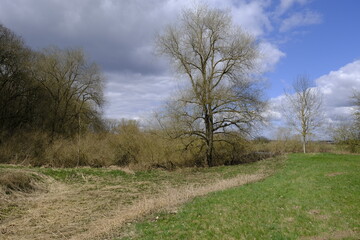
204,112,214,167
302,134,306,153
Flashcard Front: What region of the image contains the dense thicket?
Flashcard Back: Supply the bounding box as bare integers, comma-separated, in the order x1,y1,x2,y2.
0,24,36,133
0,24,104,139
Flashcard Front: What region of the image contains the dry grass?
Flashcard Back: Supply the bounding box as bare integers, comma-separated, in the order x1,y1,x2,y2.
300,230,359,240
0,171,39,194
325,172,345,177
72,173,266,240
0,157,281,240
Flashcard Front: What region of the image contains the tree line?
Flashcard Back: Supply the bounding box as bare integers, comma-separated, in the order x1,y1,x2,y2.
0,24,104,140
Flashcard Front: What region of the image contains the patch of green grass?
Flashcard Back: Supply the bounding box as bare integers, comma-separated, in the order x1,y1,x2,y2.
37,167,130,182
121,153,360,240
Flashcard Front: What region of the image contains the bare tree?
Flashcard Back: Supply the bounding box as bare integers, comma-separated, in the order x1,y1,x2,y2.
157,6,265,166
353,90,360,128
283,75,323,153
33,47,104,139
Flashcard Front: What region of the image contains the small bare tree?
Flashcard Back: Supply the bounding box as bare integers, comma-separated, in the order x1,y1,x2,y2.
283,75,323,153
351,90,360,139
157,6,265,166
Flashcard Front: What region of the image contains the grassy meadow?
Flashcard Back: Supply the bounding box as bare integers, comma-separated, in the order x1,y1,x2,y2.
0,153,359,239
0,156,282,240
116,153,360,240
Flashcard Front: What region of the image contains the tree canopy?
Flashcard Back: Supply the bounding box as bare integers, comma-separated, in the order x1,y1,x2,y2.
157,6,265,166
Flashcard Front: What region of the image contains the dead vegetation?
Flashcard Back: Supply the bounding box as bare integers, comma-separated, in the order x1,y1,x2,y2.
300,230,359,240
325,172,345,177
0,171,40,194
0,156,283,240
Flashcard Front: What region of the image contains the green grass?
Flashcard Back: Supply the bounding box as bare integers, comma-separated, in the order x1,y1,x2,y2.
120,153,360,240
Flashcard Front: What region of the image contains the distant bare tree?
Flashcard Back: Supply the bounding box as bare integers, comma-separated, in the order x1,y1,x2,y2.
157,6,265,166
353,90,360,126
283,75,323,153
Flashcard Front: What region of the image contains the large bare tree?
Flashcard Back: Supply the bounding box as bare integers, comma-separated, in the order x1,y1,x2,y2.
157,6,265,166
33,47,104,139
283,75,323,153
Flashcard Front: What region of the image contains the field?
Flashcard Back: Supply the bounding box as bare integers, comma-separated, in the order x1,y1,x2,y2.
0,153,359,240
0,156,282,240
121,154,360,240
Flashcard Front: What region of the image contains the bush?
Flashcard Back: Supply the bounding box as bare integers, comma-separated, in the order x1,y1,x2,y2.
336,140,360,153
0,131,49,165
44,134,116,167
0,123,283,169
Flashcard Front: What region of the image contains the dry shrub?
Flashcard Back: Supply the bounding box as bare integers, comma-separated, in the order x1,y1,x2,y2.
114,131,198,170
253,140,337,154
44,133,116,167
110,120,201,169
0,122,280,169
0,131,49,165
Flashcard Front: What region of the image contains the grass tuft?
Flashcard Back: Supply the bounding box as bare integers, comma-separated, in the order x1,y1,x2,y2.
0,170,42,194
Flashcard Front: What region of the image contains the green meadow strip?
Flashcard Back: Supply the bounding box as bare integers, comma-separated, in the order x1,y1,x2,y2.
121,154,360,240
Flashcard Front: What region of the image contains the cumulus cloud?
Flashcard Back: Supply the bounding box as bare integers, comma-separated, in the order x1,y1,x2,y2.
316,60,360,120
267,60,360,135
280,10,322,32
0,0,317,120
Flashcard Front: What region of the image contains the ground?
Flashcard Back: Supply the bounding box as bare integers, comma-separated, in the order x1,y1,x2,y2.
0,157,280,240
1,154,359,240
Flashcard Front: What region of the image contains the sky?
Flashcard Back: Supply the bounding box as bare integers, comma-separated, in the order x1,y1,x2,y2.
1,0,359,138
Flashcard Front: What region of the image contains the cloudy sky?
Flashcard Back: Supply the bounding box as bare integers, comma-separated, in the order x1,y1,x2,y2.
1,0,359,137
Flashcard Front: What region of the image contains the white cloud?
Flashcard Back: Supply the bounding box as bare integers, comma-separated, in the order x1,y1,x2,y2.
230,0,273,37
265,95,286,121
316,60,360,120
256,42,286,72
103,72,177,119
280,10,322,32
277,0,309,15
267,60,360,135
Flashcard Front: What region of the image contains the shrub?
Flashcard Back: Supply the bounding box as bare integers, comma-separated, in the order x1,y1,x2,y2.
0,131,49,165
44,134,116,168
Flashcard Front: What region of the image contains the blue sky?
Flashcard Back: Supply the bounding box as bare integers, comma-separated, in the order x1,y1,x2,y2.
265,0,360,98
0,0,359,137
